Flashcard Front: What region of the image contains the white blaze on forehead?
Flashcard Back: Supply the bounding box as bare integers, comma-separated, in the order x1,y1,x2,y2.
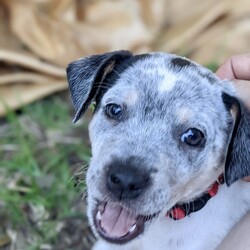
158,72,177,93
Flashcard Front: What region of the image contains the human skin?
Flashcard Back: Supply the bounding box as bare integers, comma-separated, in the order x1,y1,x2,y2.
216,54,250,112
215,54,250,249
216,212,250,250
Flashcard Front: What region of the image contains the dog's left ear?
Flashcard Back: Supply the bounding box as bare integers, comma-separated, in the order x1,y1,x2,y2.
222,92,250,186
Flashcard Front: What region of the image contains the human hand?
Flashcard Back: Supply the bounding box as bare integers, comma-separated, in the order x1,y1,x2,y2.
216,53,250,80
216,54,250,110
216,54,250,182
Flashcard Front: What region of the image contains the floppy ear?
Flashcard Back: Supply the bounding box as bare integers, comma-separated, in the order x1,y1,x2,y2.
66,50,133,123
222,92,250,186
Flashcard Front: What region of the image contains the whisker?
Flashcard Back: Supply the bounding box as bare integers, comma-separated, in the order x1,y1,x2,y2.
81,189,88,200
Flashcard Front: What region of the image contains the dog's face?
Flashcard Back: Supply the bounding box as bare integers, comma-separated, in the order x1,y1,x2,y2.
67,51,250,245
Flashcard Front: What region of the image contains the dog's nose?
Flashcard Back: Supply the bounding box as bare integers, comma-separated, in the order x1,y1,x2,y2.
106,158,150,200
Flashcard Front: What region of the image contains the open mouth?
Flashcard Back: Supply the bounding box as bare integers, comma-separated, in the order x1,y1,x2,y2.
93,201,158,244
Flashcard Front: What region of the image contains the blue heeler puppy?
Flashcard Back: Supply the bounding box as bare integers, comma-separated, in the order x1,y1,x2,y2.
67,51,250,250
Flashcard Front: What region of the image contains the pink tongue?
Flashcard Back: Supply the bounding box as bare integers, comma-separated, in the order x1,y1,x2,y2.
100,202,136,238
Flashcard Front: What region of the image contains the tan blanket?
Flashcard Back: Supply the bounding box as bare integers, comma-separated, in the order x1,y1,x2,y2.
0,0,249,116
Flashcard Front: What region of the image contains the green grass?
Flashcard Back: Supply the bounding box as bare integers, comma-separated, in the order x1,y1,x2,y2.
206,62,219,72
0,93,91,249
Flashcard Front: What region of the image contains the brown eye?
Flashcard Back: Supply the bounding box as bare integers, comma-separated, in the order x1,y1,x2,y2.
105,104,123,120
180,128,205,147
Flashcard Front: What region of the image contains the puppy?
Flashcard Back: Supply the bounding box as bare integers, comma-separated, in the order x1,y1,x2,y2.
67,51,250,250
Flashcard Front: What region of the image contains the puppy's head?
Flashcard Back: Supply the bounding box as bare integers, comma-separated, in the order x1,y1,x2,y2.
67,51,250,244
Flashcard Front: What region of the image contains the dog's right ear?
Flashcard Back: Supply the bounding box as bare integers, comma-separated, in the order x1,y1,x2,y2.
66,50,133,123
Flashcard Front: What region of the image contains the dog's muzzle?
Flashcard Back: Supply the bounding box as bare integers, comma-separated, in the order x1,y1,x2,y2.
92,157,157,244
106,158,150,200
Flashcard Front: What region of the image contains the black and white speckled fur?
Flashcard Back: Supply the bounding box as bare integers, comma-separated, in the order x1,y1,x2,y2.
67,51,250,250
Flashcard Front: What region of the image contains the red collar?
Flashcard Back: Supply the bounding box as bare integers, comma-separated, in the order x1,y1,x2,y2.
166,175,224,220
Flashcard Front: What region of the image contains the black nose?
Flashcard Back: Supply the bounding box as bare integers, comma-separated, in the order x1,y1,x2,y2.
106,157,150,200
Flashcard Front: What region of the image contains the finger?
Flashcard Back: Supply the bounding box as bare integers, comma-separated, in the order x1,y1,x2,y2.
216,53,250,80
243,176,250,182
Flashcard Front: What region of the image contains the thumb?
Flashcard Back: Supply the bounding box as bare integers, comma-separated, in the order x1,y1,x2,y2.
243,177,250,182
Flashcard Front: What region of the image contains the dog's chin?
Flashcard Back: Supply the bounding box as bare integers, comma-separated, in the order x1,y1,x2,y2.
92,201,159,244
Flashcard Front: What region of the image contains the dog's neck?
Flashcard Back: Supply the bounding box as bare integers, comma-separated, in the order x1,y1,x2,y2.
166,175,225,220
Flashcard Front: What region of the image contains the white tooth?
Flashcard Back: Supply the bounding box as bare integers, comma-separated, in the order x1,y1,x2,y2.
96,211,102,221
129,224,137,233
